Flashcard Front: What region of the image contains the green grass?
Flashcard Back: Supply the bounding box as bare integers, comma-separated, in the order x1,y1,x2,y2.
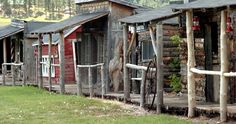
0,17,11,27
0,86,192,124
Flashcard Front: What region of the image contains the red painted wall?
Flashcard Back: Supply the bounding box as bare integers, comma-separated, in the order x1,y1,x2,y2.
37,27,82,84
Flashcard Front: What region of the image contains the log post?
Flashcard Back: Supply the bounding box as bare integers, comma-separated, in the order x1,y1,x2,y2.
101,65,105,99
76,67,83,96
2,64,6,86
12,65,16,86
156,22,164,114
38,34,43,89
59,31,65,94
140,70,146,107
3,38,7,63
123,24,130,102
88,67,93,98
22,64,26,86
186,9,196,118
48,33,52,91
220,10,228,122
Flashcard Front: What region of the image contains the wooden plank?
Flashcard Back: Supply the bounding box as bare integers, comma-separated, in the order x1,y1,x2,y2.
38,34,43,89
190,68,221,75
48,33,52,91
72,41,77,84
204,24,214,102
12,65,16,86
156,22,164,114
59,31,65,94
123,24,130,102
22,64,26,86
186,9,196,118
220,10,228,122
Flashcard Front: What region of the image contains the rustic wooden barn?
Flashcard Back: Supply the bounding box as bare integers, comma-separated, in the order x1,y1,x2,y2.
174,0,236,122
32,26,82,84
119,3,182,113
30,0,148,94
0,20,52,85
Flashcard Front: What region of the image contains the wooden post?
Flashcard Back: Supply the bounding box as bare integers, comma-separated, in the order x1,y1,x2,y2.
123,24,130,102
72,41,77,84
156,22,164,114
88,67,93,98
2,64,6,86
76,67,83,96
12,65,16,86
3,38,7,63
140,70,145,107
59,31,65,94
220,10,228,122
38,34,43,89
101,65,105,99
186,9,196,118
22,64,26,86
48,33,52,91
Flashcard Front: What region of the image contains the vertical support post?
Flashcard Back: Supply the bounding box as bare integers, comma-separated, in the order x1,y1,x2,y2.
76,67,83,96
101,65,105,99
123,24,130,102
140,70,145,107
12,65,16,86
156,22,164,114
48,33,52,91
2,64,6,86
72,41,77,84
59,31,65,94
38,34,43,89
22,64,26,86
186,9,196,118
3,38,7,63
220,10,228,122
88,67,93,98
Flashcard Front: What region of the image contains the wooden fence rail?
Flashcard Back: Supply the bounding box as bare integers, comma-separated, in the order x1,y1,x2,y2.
2,63,25,86
77,63,105,99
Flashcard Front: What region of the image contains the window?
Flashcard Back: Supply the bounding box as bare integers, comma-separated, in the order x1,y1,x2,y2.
42,56,55,77
142,41,155,61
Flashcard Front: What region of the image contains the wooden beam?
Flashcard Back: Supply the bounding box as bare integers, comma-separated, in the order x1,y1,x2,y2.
101,65,105,99
123,24,130,102
140,70,145,107
48,33,52,91
149,26,158,56
190,68,221,76
88,67,93,98
186,9,196,118
156,22,164,114
76,67,83,96
2,65,5,85
38,34,43,89
59,31,65,94
72,41,77,85
220,10,228,122
3,38,7,63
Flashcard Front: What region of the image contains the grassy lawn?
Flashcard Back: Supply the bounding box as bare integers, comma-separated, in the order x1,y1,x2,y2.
0,87,192,124
0,17,11,27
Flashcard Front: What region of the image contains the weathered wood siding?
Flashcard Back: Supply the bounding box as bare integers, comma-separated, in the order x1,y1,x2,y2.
77,1,109,14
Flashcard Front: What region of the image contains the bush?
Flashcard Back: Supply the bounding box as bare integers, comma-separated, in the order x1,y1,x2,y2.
169,74,182,93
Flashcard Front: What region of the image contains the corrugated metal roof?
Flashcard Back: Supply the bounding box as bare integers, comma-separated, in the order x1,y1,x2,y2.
174,0,236,10
119,4,181,24
30,12,108,34
0,25,24,40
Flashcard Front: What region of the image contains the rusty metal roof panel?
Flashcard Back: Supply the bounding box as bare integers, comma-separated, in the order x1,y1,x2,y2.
30,12,109,34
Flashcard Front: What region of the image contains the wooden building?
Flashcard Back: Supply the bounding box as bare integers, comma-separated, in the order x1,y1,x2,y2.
174,0,236,122
33,26,82,84
30,0,146,93
0,20,52,84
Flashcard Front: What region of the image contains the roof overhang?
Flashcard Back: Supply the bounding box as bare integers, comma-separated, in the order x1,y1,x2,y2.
30,12,109,34
119,4,182,25
0,25,24,40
